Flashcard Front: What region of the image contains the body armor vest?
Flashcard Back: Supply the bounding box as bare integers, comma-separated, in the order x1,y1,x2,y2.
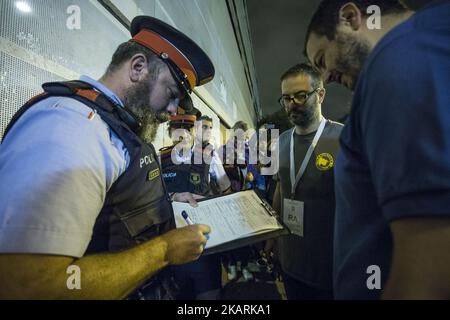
3,80,175,275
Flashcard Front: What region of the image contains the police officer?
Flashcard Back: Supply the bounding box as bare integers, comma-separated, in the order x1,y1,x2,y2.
160,114,228,299
161,114,231,196
194,115,231,195
0,16,214,299
272,63,343,299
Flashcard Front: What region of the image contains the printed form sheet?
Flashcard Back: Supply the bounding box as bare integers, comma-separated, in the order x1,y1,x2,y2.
172,190,283,249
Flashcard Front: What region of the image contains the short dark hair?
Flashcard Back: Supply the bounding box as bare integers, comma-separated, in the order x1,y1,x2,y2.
280,63,323,89
198,115,213,122
232,121,248,131
304,0,408,55
105,41,164,76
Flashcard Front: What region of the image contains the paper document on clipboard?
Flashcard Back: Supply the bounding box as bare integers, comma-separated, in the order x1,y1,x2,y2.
172,190,289,254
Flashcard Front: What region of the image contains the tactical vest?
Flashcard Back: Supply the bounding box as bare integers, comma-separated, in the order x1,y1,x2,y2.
3,80,175,264
159,143,212,196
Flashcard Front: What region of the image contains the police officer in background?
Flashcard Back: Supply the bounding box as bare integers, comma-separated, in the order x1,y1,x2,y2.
161,114,231,197
160,114,228,299
195,115,232,195
0,16,214,299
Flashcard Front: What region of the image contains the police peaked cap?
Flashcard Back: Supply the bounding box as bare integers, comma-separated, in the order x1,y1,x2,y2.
169,114,197,128
130,16,215,95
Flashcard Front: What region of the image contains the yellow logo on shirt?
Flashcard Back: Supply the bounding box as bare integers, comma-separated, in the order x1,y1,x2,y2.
148,168,160,181
316,153,334,171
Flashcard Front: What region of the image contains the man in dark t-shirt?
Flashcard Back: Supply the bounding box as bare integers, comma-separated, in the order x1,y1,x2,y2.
273,63,343,299
305,0,450,299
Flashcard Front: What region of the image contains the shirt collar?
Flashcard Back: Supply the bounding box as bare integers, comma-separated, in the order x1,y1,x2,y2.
79,75,124,107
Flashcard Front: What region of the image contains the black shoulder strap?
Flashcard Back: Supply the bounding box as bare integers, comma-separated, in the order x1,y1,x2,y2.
42,80,93,95
52,81,141,132
42,80,114,113
3,80,141,141
159,145,175,169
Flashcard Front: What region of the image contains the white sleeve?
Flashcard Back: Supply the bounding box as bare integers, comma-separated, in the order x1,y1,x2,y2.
209,151,231,192
0,97,128,258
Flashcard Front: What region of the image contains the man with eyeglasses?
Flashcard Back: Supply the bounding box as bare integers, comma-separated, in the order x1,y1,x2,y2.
271,63,343,299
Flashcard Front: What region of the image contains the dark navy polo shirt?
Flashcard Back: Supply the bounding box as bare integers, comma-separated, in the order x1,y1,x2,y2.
334,0,450,299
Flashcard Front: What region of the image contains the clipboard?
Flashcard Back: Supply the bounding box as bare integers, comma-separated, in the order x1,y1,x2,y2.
172,190,290,255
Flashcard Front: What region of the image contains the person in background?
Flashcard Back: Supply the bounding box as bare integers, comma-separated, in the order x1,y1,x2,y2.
218,120,256,282
221,121,249,192
246,124,277,202
160,113,226,299
0,16,213,299
161,113,231,197
194,115,231,195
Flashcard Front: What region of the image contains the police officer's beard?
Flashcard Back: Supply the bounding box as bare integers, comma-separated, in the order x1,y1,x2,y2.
123,78,169,144
287,101,320,129
335,32,371,90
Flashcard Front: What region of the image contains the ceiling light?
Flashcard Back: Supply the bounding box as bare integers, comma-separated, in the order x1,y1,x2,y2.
15,2,32,13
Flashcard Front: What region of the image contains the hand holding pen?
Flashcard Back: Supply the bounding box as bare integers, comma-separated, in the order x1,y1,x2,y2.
182,210,210,241
160,219,211,265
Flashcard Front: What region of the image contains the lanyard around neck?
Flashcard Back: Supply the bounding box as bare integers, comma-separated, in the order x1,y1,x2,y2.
289,118,326,197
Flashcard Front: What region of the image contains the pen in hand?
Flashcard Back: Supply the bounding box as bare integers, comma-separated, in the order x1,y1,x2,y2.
182,210,209,240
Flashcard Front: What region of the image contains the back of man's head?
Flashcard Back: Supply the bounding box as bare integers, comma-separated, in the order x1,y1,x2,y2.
305,0,408,46
232,121,249,132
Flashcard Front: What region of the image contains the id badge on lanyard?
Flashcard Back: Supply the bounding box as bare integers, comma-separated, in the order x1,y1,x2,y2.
283,118,326,237
283,198,304,237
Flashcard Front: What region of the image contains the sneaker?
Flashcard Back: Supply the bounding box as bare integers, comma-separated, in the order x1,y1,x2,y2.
242,267,254,281
227,265,237,281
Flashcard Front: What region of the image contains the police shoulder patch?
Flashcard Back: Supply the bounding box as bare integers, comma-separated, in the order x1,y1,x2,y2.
159,146,174,158
148,168,161,181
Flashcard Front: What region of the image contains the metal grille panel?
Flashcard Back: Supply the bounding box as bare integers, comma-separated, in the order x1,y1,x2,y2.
0,0,129,139
0,51,64,138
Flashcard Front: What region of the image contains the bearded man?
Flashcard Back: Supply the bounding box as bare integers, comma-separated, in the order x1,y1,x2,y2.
271,63,343,299
0,16,214,300
305,0,450,299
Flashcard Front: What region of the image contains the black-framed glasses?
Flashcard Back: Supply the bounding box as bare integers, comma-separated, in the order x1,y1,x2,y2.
278,88,320,108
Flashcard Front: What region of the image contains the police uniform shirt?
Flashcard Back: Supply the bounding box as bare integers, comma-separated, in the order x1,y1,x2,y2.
0,76,129,258
172,145,231,192
276,120,343,291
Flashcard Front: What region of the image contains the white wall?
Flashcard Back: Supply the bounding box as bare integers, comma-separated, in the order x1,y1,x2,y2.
109,0,258,150
0,0,260,152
